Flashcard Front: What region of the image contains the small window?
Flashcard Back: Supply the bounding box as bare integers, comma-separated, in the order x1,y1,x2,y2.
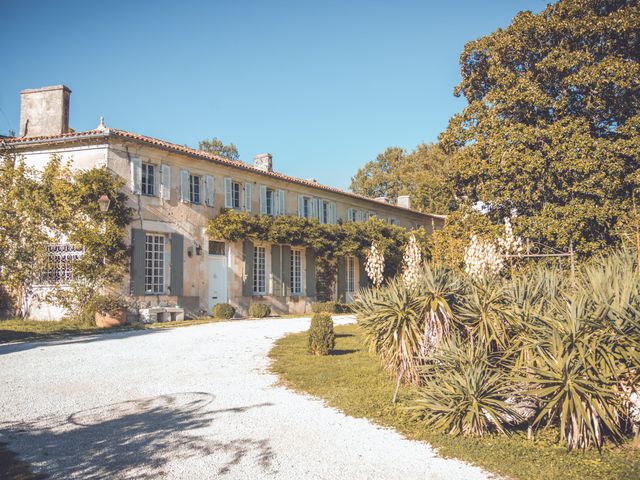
303,197,311,218
348,208,357,222
144,234,165,294
38,244,83,285
291,249,302,295
266,189,274,216
141,163,155,196
346,256,355,293
208,241,225,256
253,246,266,295
232,181,241,209
189,175,201,204
320,200,330,224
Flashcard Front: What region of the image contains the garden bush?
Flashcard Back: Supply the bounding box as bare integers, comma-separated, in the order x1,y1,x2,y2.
249,303,271,318
307,312,335,355
212,303,235,319
353,250,640,450
311,301,352,313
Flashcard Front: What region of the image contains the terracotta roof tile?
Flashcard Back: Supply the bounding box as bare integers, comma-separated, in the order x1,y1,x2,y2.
0,129,445,219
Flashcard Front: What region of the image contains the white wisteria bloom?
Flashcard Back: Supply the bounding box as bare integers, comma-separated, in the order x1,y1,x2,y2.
365,241,385,288
402,234,422,289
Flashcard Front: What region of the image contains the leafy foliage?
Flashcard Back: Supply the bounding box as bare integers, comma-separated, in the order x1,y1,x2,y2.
207,208,429,297
350,144,456,215
0,153,132,319
307,312,335,355
198,137,240,161
439,0,640,255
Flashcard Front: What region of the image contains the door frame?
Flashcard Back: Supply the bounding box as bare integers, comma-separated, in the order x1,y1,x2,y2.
207,241,228,312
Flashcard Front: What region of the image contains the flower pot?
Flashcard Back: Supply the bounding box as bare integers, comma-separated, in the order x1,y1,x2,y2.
95,309,126,328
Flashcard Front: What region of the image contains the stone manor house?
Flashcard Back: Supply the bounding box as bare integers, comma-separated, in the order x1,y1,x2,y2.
1,85,445,320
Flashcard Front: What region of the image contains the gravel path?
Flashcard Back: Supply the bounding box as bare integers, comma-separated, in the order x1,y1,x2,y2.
0,316,492,479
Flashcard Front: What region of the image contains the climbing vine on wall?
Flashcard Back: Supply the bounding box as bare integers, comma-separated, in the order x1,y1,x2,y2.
207,209,431,298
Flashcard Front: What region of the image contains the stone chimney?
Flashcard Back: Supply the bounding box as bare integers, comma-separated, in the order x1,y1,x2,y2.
253,153,273,172
397,195,411,209
20,85,71,137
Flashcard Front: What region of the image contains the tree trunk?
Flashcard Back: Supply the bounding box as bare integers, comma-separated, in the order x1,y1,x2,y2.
392,367,405,404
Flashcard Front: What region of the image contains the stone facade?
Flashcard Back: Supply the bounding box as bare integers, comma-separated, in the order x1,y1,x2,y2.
2,86,445,320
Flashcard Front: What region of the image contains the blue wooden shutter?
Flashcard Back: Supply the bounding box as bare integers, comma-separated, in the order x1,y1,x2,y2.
170,233,183,296
130,228,146,295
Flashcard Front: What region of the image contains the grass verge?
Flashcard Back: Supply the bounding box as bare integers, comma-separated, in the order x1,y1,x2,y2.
0,317,228,344
269,323,640,480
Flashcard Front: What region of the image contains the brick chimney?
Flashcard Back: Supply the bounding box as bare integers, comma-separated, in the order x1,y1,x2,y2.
253,153,273,172
397,195,411,209
19,85,71,137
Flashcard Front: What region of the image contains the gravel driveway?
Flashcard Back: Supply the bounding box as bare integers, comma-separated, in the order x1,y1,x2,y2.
0,316,491,479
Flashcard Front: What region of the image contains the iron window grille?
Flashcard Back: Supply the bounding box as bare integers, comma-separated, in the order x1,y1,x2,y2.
38,244,84,285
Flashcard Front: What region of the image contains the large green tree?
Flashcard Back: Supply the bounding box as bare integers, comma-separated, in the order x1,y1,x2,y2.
198,137,240,161
350,143,455,215
440,0,640,254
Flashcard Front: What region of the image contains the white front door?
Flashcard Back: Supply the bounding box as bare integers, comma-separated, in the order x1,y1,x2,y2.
207,242,228,312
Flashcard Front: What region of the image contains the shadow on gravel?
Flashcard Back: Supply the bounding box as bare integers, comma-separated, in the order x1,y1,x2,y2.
0,327,167,356
0,392,276,479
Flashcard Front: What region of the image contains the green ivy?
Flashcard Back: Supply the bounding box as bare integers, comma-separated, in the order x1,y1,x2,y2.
207,209,430,299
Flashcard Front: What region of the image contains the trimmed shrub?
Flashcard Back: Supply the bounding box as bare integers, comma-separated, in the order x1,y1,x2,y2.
249,303,271,318
212,303,235,319
308,312,335,355
311,301,352,314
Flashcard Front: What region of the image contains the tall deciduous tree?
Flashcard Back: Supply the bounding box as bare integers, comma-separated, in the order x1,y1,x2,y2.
198,137,240,161
350,143,455,215
440,0,640,254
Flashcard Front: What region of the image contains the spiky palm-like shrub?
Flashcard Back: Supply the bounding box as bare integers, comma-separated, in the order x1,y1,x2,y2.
413,336,521,436
415,265,459,356
353,265,458,386
308,313,335,355
354,277,423,383
454,280,518,352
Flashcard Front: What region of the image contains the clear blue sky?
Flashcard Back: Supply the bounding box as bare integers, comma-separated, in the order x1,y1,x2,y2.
1,0,547,190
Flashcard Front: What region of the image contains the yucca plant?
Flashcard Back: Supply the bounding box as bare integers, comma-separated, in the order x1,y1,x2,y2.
353,266,459,400
414,264,459,356
454,279,518,352
525,294,626,450
412,336,521,436
353,278,424,385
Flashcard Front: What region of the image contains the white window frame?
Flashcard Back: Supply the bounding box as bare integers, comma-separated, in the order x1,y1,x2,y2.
346,256,355,293
189,174,201,204
266,188,274,216
291,248,302,295
141,163,155,196
232,181,241,209
144,234,166,294
253,245,266,295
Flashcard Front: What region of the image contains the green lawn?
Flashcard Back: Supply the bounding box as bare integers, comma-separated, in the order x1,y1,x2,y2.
0,317,228,344
269,324,640,480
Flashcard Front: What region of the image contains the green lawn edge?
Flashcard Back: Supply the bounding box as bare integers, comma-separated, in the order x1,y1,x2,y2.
268,323,640,480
